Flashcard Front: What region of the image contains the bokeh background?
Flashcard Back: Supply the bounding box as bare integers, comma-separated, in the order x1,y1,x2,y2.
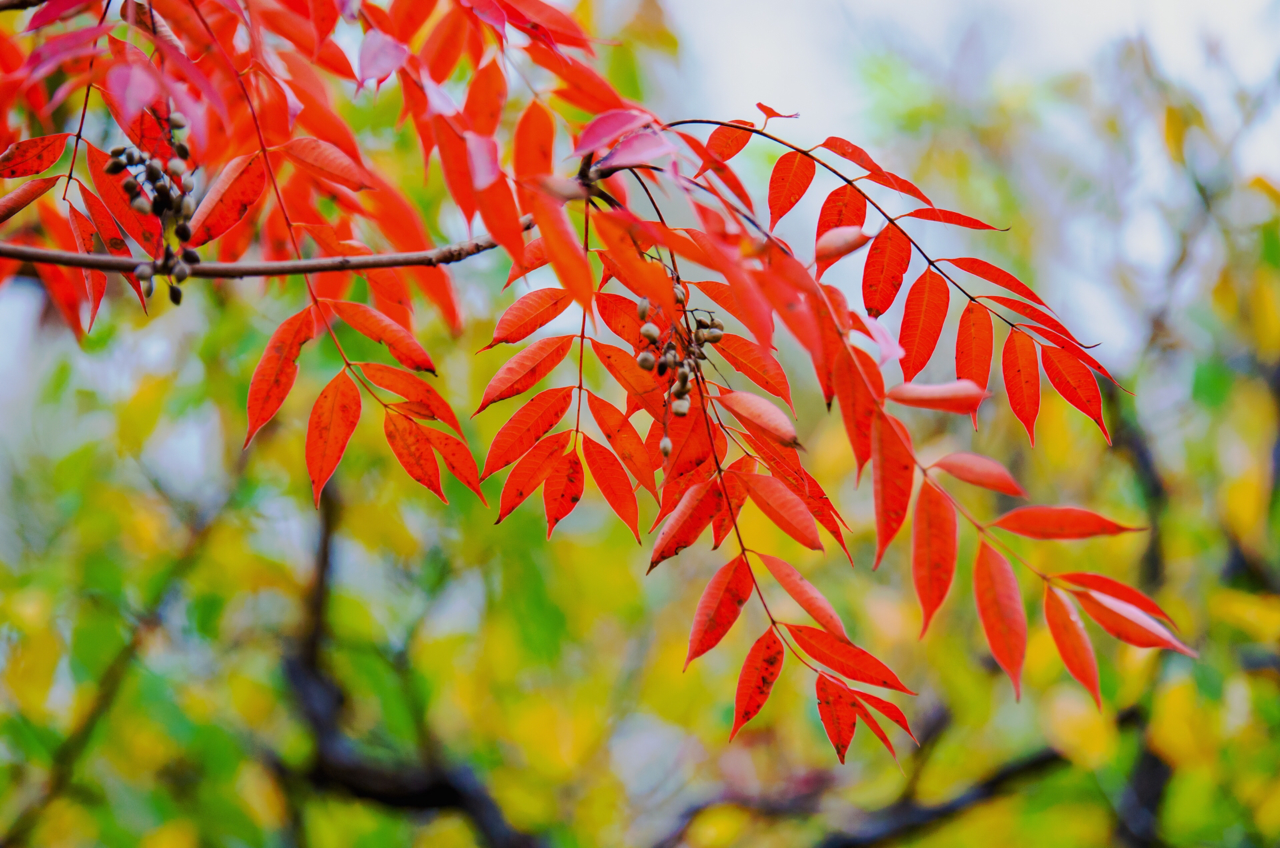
2,1,1280,846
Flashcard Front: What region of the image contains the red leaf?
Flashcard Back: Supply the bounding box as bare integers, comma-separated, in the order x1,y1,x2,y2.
756,102,798,121
1045,585,1101,709
902,207,999,230
79,183,145,308
463,59,507,136
887,379,988,415
358,361,462,437
981,295,1082,347
483,288,573,350
819,137,884,174
1019,324,1121,387
594,291,647,349
650,480,725,570
542,448,584,537
686,554,754,668
815,185,868,279
309,0,339,47
581,434,640,542
931,452,1025,497
991,506,1141,539
245,308,316,448
816,674,858,763
786,624,914,693
730,628,784,740
476,335,572,415
0,176,60,224
1043,346,1111,443
974,542,1026,698
590,339,666,420
384,410,446,501
1056,573,1175,627
814,226,870,265
480,387,573,480
714,334,794,412
760,554,845,639
572,109,650,155
187,152,266,248
851,689,917,744
899,269,950,381
0,133,70,178
701,120,753,172
955,300,993,428
306,370,362,506
586,391,655,496
1074,590,1196,657
862,223,911,318
1002,329,1040,444
872,412,914,568
475,175,526,266
846,688,899,761
420,427,486,504
326,300,435,372
942,257,1049,311
738,474,823,551
716,390,797,448
713,456,756,548
594,211,678,319
505,237,549,287
497,431,571,522
279,137,372,191
865,170,933,207
912,480,956,637
832,348,883,480
767,151,815,227
529,195,594,309
68,206,106,329
514,100,554,212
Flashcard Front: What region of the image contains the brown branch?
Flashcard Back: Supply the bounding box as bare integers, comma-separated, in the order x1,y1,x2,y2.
0,216,532,278
0,0,45,11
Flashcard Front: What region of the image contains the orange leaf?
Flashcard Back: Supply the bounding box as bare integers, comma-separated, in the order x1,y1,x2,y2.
581,434,639,542
358,361,461,437
505,237,549,287
991,506,1141,539
431,114,476,224
862,222,911,318
79,183,145,308
759,554,845,639
712,456,756,548
529,195,594,309
912,480,956,637
650,480,725,570
819,137,884,174
714,334,794,412
476,335,573,415
730,628,784,740
974,542,1026,698
903,207,999,229
1056,573,1175,627
816,674,858,763
930,452,1025,497
898,269,950,381
326,299,435,372
981,295,1083,347
786,624,914,693
955,300,993,428
1045,586,1101,709
738,474,823,551
187,152,267,248
1074,590,1196,657
590,339,666,420
463,59,507,136
886,379,988,415
767,150,815,226
871,412,914,568
306,370,362,506
483,288,573,350
278,137,372,191
701,120,753,172
245,308,316,448
1002,329,1039,444
685,553,754,668
832,347,883,480
1043,346,1111,444
942,257,1049,310
814,225,870,264
86,144,161,257
514,100,554,212
586,391,655,497
475,175,525,266
716,390,797,448
594,291,647,349
68,206,107,329
497,431,571,522
0,134,70,178
480,387,574,480
815,184,867,279
542,448,584,537
384,410,446,502
420,427,485,504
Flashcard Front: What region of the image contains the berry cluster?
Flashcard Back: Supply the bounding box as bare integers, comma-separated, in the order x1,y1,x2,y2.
102,112,201,305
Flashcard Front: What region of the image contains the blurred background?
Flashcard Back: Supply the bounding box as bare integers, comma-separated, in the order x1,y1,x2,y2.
2,1,1280,846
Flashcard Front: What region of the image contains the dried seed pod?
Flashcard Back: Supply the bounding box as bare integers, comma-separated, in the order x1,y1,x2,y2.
167,158,187,177
659,436,673,457
150,194,170,215
709,318,724,330
142,276,154,298
168,284,183,305
640,322,661,344
181,248,200,265
696,317,710,329
174,142,190,160
636,351,656,370
122,177,139,196
146,160,164,182
179,195,195,218
673,285,686,305
131,195,151,214
153,182,171,200
672,383,689,400
675,368,689,389
181,175,195,193
671,398,690,416
109,145,127,157
636,297,649,321
104,158,126,175
704,328,724,344
124,149,140,165
655,358,668,377
134,262,154,280
169,112,187,129
175,222,192,242
173,261,190,282
694,329,707,344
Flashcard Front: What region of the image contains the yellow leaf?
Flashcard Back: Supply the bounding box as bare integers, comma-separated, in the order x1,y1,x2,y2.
1209,588,1280,642
116,375,174,456
140,820,198,848
1040,685,1117,769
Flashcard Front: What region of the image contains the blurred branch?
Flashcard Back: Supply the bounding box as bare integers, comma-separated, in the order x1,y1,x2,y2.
0,459,247,847
0,216,532,278
0,0,46,11
275,482,542,848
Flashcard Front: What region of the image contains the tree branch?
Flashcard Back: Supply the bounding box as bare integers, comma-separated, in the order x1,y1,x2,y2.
0,0,45,11
0,215,532,278
276,483,542,848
